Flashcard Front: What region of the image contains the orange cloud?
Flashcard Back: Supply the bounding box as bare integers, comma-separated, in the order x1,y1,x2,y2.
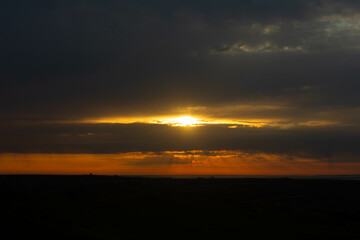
1,151,360,176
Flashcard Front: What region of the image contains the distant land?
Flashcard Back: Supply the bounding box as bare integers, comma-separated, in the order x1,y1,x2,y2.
1,175,360,240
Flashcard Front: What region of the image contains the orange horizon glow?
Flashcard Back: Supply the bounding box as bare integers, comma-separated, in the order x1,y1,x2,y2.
1,151,360,175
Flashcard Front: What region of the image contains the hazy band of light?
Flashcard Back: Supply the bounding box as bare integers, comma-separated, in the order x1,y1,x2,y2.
83,116,268,127
1,150,360,175
83,115,340,128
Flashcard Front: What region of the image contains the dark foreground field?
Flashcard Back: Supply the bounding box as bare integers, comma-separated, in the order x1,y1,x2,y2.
1,176,360,239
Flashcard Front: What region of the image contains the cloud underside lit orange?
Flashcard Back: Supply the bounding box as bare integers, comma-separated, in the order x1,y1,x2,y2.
1,151,360,175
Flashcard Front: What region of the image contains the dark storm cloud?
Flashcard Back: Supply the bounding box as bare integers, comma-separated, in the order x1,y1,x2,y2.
1,0,360,122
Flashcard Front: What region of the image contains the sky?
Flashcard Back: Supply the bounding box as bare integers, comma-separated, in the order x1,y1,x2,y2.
1,0,360,175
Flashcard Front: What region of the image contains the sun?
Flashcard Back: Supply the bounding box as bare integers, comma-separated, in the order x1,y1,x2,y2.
171,116,199,127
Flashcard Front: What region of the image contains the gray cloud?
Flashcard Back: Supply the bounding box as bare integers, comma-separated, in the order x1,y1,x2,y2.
1,123,359,163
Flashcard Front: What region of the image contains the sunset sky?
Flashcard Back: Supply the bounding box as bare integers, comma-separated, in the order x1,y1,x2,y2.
1,0,360,175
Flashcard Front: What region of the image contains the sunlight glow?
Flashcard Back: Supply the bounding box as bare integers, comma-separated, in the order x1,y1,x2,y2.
166,116,199,127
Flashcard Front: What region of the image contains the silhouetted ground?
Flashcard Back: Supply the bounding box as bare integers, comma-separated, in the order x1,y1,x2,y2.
1,175,360,240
